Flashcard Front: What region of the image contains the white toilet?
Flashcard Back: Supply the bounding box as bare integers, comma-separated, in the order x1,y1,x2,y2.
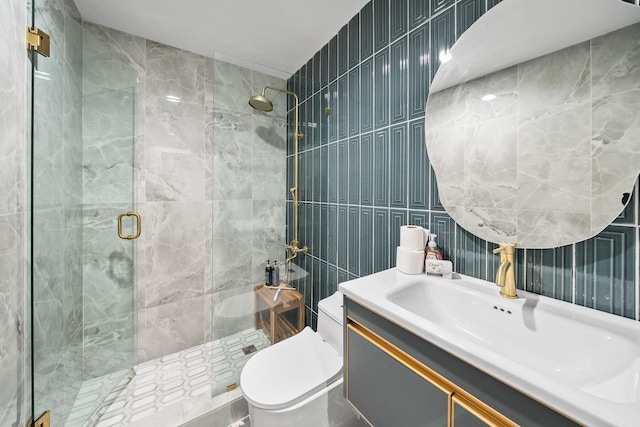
240,291,362,427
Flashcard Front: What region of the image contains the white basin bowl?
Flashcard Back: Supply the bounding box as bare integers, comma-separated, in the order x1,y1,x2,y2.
339,269,640,427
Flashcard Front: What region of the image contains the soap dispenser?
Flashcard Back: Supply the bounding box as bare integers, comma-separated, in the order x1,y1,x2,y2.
425,234,443,260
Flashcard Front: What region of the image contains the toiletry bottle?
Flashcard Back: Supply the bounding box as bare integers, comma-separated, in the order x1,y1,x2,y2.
273,261,280,286
425,234,444,260
265,260,272,286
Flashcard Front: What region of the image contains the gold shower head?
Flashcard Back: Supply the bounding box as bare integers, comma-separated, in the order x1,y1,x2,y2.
248,94,273,112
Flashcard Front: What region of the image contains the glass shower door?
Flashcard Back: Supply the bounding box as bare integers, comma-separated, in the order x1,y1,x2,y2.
30,1,139,425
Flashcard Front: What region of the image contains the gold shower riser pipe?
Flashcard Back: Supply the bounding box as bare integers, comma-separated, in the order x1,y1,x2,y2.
256,86,305,252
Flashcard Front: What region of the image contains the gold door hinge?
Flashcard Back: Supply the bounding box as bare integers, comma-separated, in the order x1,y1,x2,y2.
34,410,50,427
26,27,50,57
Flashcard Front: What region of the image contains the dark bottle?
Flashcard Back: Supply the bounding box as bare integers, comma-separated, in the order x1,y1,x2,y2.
265,260,272,286
272,261,280,286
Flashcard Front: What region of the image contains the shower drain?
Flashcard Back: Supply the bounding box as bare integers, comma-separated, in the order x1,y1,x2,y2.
242,344,257,355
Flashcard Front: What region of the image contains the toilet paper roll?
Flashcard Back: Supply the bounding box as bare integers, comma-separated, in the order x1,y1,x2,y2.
396,246,425,275
400,225,429,251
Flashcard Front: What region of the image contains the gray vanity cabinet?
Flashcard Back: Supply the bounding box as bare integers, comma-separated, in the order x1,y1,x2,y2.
346,324,448,426
344,298,581,427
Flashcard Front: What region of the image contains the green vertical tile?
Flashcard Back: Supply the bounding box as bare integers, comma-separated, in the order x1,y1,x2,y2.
328,81,338,142
360,57,374,133
408,119,429,209
523,245,573,302
320,145,328,202
348,14,360,69
321,44,329,88
390,0,408,42
360,207,374,276
313,148,321,202
328,204,338,265
338,140,349,203
374,208,390,272
390,210,408,266
312,258,321,312
431,0,454,16
409,211,429,230
338,24,349,76
430,212,455,261
313,203,321,254
320,89,329,145
430,166,445,211
312,93,320,147
338,269,349,286
374,0,390,52
299,101,309,151
374,48,390,129
456,0,486,38
409,24,430,120
320,204,328,260
328,142,338,203
361,132,374,206
487,0,503,10
430,5,455,82
298,151,308,200
329,35,338,83
576,226,636,319
328,265,338,295
390,123,407,208
390,36,408,124
361,2,374,60
319,261,329,301
409,0,430,30
374,129,389,206
312,50,321,94
287,201,294,244
338,75,349,139
349,137,361,204
455,225,487,280
348,67,360,136
349,206,360,275
338,206,348,270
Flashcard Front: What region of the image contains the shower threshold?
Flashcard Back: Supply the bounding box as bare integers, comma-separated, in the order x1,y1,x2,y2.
92,328,270,427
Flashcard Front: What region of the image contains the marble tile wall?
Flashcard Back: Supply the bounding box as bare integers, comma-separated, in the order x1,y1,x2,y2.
83,24,287,363
0,0,29,425
288,0,640,326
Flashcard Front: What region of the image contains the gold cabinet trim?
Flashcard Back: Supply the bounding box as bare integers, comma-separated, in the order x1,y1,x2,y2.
346,319,519,427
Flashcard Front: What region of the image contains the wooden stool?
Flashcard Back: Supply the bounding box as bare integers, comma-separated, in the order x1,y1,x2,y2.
254,284,305,344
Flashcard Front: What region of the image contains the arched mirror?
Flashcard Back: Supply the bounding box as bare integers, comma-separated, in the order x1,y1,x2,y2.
425,0,640,248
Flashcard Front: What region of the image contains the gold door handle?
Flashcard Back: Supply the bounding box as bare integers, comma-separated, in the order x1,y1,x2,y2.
118,212,141,240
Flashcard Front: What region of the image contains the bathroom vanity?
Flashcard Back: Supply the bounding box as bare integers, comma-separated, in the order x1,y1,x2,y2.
339,269,640,427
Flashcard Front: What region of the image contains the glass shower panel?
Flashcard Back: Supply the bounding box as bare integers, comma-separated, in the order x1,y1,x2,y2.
209,59,289,397
31,3,138,425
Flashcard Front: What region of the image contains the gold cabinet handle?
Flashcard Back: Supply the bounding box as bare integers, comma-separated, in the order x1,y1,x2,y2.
118,212,141,240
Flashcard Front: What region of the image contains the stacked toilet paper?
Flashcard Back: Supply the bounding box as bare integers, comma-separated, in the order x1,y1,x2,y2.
396,225,428,275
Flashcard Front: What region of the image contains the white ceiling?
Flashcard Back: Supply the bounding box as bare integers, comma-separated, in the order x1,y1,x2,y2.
75,0,369,79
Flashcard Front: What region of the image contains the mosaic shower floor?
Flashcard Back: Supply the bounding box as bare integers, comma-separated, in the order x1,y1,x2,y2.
83,328,269,427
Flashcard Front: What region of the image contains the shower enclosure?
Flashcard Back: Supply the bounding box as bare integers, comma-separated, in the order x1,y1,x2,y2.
30,0,139,424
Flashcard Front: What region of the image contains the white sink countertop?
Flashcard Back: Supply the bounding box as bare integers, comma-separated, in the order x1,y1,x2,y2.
339,268,640,427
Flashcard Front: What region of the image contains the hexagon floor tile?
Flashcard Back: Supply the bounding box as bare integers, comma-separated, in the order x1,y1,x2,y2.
87,328,270,427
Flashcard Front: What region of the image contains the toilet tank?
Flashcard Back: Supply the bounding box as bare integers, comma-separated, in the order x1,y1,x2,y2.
317,291,344,355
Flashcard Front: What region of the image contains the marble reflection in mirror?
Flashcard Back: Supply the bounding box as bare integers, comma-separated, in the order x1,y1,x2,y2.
425,0,640,248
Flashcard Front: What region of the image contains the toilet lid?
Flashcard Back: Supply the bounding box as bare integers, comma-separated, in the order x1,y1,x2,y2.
240,327,343,410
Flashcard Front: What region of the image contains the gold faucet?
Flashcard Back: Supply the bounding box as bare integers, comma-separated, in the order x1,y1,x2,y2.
492,243,518,299
285,239,308,264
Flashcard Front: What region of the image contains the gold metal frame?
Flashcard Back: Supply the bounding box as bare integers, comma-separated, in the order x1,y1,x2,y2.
26,27,50,57
117,212,141,240
253,86,308,263
34,410,50,427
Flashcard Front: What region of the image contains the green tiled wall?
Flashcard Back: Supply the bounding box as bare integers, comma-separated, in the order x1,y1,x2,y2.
286,0,640,327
